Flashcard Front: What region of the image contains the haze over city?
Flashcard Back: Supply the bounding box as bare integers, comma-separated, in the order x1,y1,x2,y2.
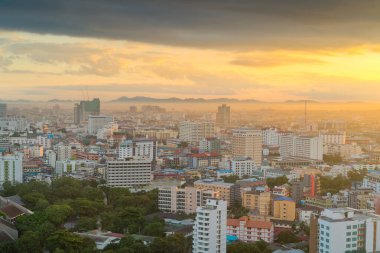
1,1,380,102
1,1,380,253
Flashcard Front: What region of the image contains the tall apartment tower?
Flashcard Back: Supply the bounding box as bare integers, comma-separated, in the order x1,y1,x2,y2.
193,199,227,253
0,153,23,185
179,121,215,144
232,128,263,166
318,208,380,253
0,103,7,117
73,98,100,124
216,104,230,127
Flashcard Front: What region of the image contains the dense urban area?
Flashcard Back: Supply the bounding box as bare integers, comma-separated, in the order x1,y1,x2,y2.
0,100,379,253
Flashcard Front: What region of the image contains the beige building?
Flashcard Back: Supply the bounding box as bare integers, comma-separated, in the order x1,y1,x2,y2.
272,197,296,221
158,186,218,214
194,179,237,206
232,128,262,166
241,190,272,216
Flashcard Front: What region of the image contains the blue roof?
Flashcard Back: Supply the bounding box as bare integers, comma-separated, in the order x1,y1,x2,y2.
218,170,233,173
275,196,294,202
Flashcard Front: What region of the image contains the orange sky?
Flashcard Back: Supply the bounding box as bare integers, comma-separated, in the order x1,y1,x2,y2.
1,1,380,102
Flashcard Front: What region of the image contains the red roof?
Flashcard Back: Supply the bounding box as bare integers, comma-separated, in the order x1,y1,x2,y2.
227,217,273,229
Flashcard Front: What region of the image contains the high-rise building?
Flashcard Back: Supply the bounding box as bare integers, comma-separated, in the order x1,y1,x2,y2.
0,134,10,153
193,199,227,253
272,197,296,221
319,131,346,145
230,157,258,178
262,127,280,146
303,174,321,197
241,190,272,216
56,145,73,161
118,139,157,162
194,179,239,207
45,150,57,168
279,134,323,160
87,115,113,135
158,186,219,214
106,159,152,188
73,98,100,124
216,104,230,127
0,103,7,117
362,172,380,193
0,153,23,185
179,121,215,144
232,128,262,166
199,138,221,153
317,208,380,253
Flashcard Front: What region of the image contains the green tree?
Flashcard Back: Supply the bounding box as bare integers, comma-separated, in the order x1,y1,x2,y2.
222,175,240,183
0,241,18,253
2,181,17,196
75,216,98,231
16,231,42,253
45,204,73,226
143,221,165,237
46,230,95,253
266,176,288,190
277,230,299,244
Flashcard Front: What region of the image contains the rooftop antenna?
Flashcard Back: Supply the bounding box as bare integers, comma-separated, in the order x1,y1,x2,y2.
304,100,307,131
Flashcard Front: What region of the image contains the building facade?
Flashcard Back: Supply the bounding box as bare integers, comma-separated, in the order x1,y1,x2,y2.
106,159,152,188
193,199,227,253
232,128,262,166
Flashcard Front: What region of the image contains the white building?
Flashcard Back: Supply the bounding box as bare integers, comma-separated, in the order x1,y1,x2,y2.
106,159,152,188
279,134,323,160
87,115,113,135
0,153,23,185
158,186,218,214
37,135,52,149
179,121,215,144
56,145,72,161
232,128,262,166
227,217,274,243
96,122,118,140
0,117,27,131
319,131,346,145
118,139,157,161
230,157,258,178
45,150,57,168
193,199,227,253
55,160,77,176
262,127,280,146
363,172,380,193
318,208,380,253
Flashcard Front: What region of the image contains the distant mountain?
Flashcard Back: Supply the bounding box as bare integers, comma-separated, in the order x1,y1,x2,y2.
47,99,77,103
110,96,261,103
284,100,319,103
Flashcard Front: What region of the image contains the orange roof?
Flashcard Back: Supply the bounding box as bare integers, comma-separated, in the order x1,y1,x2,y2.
246,220,273,229
227,217,273,230
227,219,240,226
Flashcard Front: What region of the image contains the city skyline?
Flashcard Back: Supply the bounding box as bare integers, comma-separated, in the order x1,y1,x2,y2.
1,1,380,101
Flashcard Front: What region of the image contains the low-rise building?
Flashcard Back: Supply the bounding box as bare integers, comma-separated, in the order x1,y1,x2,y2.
227,216,274,243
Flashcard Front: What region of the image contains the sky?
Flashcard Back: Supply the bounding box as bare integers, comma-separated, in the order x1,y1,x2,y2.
1,0,380,102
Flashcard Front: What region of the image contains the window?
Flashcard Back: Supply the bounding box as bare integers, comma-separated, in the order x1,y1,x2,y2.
346,238,351,242
346,232,351,236
347,225,351,229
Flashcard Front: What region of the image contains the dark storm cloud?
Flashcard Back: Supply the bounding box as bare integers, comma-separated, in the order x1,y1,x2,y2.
1,0,380,49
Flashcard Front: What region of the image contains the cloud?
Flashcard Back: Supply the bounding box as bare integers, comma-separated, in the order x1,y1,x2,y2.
0,0,380,49
230,54,325,68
